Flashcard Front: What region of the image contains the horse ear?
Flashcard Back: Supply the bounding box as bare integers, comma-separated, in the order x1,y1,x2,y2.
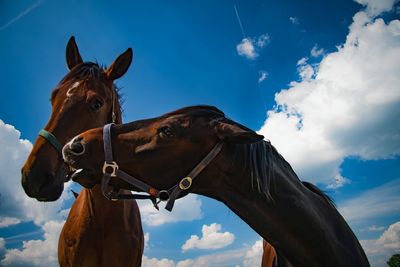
106,48,133,81
66,36,83,70
213,118,264,144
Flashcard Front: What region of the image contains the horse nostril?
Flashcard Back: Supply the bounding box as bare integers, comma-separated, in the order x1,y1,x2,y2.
69,137,85,155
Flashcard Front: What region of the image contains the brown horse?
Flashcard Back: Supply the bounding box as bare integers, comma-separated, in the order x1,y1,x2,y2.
63,105,370,267
21,37,144,267
262,240,278,267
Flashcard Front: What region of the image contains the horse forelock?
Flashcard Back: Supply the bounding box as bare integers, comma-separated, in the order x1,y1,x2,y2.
61,62,104,83
51,62,123,122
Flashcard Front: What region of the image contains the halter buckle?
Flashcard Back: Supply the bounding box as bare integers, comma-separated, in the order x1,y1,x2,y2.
102,161,119,177
179,177,192,190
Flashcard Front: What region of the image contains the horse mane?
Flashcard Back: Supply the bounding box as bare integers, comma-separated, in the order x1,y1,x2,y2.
163,105,225,117
226,140,334,207
301,181,336,208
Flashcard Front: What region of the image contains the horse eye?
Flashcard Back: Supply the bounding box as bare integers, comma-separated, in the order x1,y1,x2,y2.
91,100,103,112
158,126,173,138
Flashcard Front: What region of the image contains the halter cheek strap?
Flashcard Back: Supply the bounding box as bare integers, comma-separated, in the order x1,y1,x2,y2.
101,123,223,211
39,129,63,154
101,123,161,208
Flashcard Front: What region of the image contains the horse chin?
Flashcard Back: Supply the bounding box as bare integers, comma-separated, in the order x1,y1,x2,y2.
36,184,64,202
70,168,98,188
36,164,68,202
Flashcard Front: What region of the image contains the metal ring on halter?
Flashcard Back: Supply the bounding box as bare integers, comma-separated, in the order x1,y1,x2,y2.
157,190,170,201
102,161,119,177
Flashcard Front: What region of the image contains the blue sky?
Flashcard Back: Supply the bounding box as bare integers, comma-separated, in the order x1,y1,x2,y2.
0,0,399,266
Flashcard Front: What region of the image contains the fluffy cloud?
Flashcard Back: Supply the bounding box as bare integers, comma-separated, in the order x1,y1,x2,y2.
243,240,263,267
361,221,400,267
181,223,235,251
141,240,264,267
236,34,270,59
1,220,64,267
142,256,176,267
310,44,325,57
236,38,257,59
178,249,246,267
142,249,245,267
138,194,202,226
355,0,398,16
338,179,400,223
258,10,400,187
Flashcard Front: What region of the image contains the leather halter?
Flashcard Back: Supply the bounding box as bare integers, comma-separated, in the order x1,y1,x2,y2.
101,123,223,211
39,129,63,154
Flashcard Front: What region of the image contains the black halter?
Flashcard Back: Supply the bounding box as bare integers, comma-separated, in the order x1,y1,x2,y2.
101,123,223,211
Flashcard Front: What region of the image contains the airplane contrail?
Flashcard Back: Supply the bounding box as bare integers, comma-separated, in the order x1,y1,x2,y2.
233,4,246,39
0,0,45,31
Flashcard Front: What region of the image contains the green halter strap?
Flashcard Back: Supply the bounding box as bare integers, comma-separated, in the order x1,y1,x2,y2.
38,129,63,154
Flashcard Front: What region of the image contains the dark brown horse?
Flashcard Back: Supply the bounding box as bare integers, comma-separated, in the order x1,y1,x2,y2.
63,105,370,267
21,37,144,267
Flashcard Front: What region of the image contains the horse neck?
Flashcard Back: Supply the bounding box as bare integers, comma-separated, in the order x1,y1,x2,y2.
84,185,127,211
194,149,369,267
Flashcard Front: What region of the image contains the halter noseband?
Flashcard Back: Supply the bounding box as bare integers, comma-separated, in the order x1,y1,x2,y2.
101,123,223,211
39,129,63,154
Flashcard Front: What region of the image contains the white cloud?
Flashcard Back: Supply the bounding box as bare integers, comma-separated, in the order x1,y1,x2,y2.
179,249,245,267
144,232,150,250
181,223,235,251
1,220,64,267
138,194,202,226
0,217,21,228
142,249,246,267
236,33,270,60
243,240,263,267
368,225,386,232
311,44,325,57
258,11,400,186
142,240,264,267
236,38,258,59
355,0,398,17
326,173,350,189
361,221,400,267
258,70,268,83
142,256,175,267
338,179,400,223
296,57,315,81
289,16,299,25
257,34,270,48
